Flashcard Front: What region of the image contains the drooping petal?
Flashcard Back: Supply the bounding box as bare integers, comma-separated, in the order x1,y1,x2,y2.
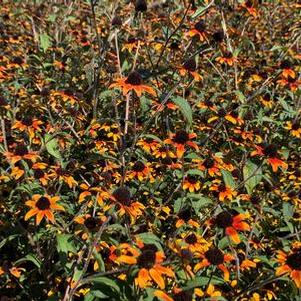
225,227,241,244
136,268,151,288
291,270,301,288
149,268,165,289
24,208,38,221
36,211,45,225
275,265,291,276
154,290,174,301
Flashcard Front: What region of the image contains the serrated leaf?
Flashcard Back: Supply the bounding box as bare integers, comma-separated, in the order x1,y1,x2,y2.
243,160,262,194
56,234,77,254
172,96,193,126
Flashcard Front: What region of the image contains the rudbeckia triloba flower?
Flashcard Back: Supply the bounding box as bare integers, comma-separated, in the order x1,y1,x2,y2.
213,210,250,244
183,175,201,192
134,244,174,289
24,195,64,225
109,71,156,97
165,130,198,158
194,247,234,281
187,20,207,41
216,51,237,66
276,245,301,288
210,182,237,202
284,120,301,138
251,143,288,172
111,187,144,220
179,58,202,81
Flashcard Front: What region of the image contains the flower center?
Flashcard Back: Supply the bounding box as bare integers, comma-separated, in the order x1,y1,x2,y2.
84,217,99,231
22,116,33,126
291,121,299,130
212,31,224,43
185,234,197,244
224,51,233,59
186,175,198,184
173,130,189,144
137,249,156,269
214,211,233,228
203,158,215,169
34,169,44,179
14,144,28,156
194,20,206,33
132,161,145,172
280,60,292,69
178,208,192,221
205,248,224,265
36,196,51,210
112,187,132,206
218,184,226,192
174,290,193,301
135,0,147,12
125,71,142,85
183,58,196,72
263,144,278,158
286,251,301,270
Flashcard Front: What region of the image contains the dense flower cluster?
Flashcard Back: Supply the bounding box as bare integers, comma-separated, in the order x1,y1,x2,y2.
0,0,300,300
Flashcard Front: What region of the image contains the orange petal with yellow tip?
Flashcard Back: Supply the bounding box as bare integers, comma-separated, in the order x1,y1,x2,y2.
116,255,137,265
136,268,151,288
218,264,230,281
24,208,38,221
154,290,174,301
45,210,55,223
275,265,291,276
36,211,45,225
225,227,241,244
149,267,165,289
291,270,301,288
267,158,288,172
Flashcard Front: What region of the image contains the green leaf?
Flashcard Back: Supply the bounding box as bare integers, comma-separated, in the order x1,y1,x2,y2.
136,232,162,250
14,254,42,269
56,234,77,254
172,96,193,126
39,33,52,52
191,5,207,18
243,160,262,194
190,196,212,213
221,170,236,189
44,134,62,160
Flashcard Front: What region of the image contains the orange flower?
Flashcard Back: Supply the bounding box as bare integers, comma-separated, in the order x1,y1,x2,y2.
242,0,258,17
216,51,237,66
111,187,145,220
187,20,207,41
251,144,288,172
165,130,198,158
183,175,201,192
4,144,39,164
213,211,250,244
109,71,156,97
179,58,202,81
197,157,221,177
134,244,174,289
210,183,237,201
24,194,64,225
12,117,43,140
127,161,152,181
194,247,233,281
284,120,301,138
280,60,296,79
275,247,301,288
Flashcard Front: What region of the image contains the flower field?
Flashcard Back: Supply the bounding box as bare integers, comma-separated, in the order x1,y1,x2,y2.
0,0,301,300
